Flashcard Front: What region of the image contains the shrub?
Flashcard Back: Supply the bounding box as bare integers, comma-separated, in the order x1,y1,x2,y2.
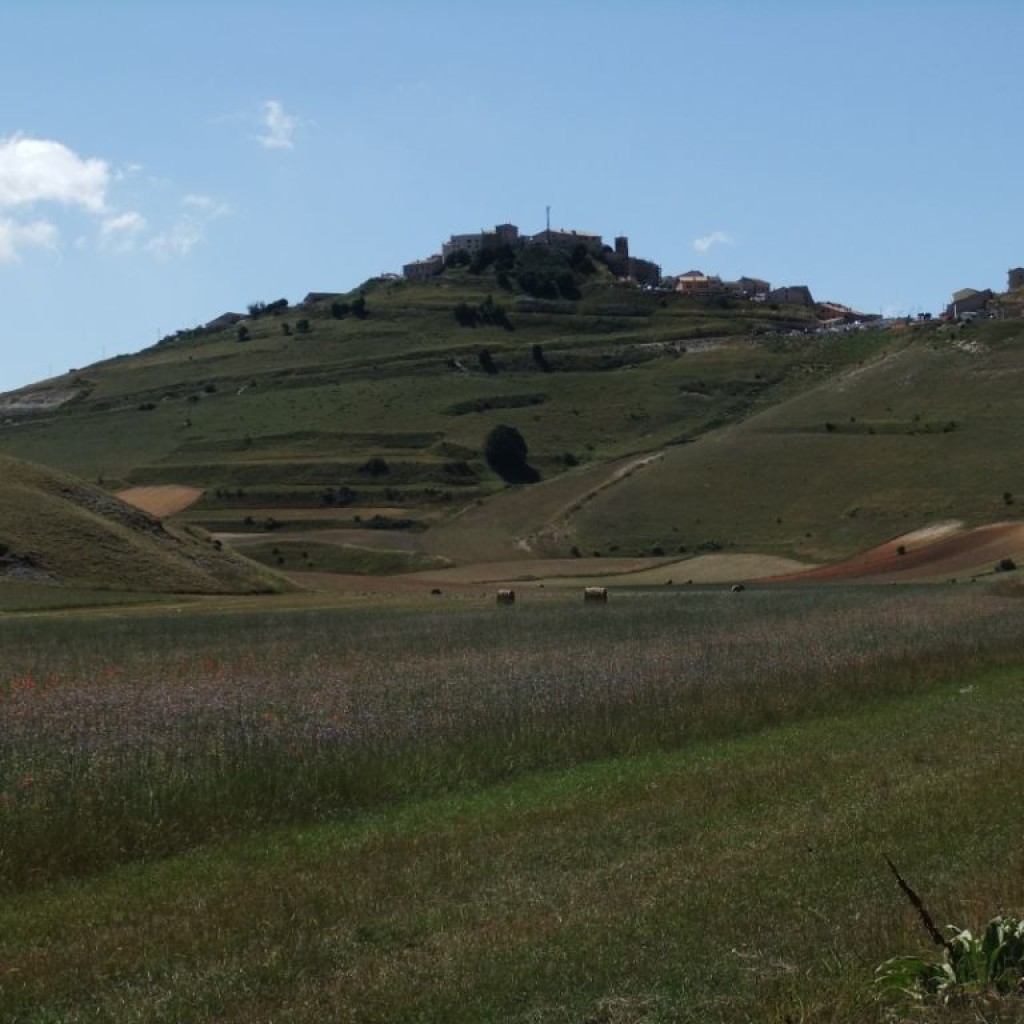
454,302,478,328
877,859,1024,1006
996,557,1017,572
532,343,553,372
359,457,390,477
478,349,499,375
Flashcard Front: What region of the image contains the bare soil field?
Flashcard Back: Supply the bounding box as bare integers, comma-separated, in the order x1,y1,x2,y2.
766,521,1024,583
116,485,204,517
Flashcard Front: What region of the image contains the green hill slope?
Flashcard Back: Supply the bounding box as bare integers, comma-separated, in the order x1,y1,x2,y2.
570,323,1024,560
0,455,283,593
2,258,1022,572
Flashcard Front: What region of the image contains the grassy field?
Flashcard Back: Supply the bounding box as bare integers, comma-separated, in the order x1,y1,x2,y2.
3,586,1024,1021
572,327,1024,560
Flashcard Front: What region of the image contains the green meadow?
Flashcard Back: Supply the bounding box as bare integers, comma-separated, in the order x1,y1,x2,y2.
3,585,1024,1022
5,264,1024,1021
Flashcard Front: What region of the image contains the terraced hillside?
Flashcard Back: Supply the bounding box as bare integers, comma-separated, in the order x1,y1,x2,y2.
1,259,1022,581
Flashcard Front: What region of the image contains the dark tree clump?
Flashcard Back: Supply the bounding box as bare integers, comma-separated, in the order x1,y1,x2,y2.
454,302,479,328
484,424,540,484
478,349,499,375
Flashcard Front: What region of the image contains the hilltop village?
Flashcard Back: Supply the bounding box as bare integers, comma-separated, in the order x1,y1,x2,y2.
401,221,1024,328
402,221,825,310
193,221,1024,337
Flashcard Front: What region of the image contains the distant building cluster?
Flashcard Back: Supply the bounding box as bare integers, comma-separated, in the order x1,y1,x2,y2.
941,268,1024,321
402,222,661,286
401,219,832,309
669,270,821,307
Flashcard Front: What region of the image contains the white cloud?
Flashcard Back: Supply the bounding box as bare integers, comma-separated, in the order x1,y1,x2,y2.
692,230,733,253
146,217,204,257
0,135,228,264
183,193,231,218
145,192,230,258
100,210,147,252
0,217,58,262
0,135,109,212
256,100,297,150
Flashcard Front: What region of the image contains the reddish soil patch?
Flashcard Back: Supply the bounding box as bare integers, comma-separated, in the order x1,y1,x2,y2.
765,522,1024,583
116,485,204,517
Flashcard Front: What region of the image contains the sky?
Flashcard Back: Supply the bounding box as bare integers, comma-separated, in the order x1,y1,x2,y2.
1,0,1022,392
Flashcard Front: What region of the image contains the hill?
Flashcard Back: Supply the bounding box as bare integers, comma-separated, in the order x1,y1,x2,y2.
0,455,282,593
566,320,1024,563
1,254,1023,582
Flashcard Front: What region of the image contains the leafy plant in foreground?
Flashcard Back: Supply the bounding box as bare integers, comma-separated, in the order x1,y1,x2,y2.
876,856,1024,1004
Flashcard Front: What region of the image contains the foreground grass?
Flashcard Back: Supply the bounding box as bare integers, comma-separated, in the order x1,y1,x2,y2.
3,587,1024,890
3,661,1024,1022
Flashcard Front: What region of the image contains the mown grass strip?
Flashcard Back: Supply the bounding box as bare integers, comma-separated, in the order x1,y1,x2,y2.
3,664,1024,1023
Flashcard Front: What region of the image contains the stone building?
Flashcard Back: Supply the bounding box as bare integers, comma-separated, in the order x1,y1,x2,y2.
441,223,521,260
945,288,993,319
675,270,724,295
402,254,444,280
604,237,661,285
528,227,605,255
767,285,815,306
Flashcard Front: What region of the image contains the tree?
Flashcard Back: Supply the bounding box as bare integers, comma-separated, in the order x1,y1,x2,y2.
484,424,540,484
236,325,250,342
531,343,552,372
478,349,498,374
454,302,478,328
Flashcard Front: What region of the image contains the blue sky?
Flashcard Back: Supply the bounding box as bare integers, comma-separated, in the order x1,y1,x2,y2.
1,0,1022,391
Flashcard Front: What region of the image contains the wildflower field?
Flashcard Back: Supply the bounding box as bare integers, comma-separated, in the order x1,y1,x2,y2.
3,585,1024,1022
